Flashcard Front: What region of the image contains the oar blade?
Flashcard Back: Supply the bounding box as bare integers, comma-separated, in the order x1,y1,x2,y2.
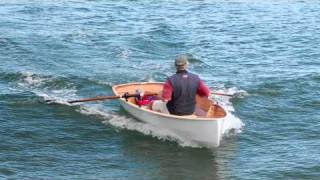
44,99,72,105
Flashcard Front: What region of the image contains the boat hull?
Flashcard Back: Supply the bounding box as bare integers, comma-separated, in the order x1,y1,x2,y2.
119,99,225,147
112,82,227,148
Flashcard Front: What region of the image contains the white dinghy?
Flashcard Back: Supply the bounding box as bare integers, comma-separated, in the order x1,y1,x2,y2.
112,82,228,147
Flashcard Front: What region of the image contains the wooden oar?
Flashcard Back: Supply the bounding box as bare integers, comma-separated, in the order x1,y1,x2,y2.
45,92,158,104
212,91,247,98
212,92,233,97
67,95,121,103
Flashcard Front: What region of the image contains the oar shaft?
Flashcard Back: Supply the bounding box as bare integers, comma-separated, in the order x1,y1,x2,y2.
68,95,120,103
67,92,158,104
212,92,233,97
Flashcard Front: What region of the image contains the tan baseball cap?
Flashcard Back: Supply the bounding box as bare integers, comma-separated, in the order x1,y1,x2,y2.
175,55,189,66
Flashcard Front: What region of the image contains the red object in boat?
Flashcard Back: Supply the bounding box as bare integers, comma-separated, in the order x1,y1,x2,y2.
136,95,158,106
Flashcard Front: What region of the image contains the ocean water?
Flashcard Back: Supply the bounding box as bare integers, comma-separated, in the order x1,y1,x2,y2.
0,0,319,179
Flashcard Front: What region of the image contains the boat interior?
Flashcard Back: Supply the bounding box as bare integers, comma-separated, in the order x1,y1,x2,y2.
113,82,227,119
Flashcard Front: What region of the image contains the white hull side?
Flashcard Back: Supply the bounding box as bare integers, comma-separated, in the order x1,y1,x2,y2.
119,100,225,147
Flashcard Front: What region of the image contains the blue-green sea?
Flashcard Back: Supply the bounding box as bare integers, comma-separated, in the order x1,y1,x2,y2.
1,0,319,179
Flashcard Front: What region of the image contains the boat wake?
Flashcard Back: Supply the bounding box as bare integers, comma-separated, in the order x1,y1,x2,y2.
12,71,246,148
79,105,202,148
16,72,78,105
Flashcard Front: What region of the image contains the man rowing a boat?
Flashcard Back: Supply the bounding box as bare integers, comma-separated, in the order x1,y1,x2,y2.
152,55,210,116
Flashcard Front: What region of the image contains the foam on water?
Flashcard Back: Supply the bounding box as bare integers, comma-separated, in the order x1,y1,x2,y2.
16,72,78,105
18,72,47,87
78,104,201,148
107,116,202,148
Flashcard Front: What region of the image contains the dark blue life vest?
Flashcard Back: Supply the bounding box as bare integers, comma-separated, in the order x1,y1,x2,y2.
166,70,200,115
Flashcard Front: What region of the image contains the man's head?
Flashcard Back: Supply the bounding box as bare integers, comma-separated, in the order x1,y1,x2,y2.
175,55,189,70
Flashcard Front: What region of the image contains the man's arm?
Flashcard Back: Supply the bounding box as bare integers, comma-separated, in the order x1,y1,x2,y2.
197,80,210,97
161,80,172,102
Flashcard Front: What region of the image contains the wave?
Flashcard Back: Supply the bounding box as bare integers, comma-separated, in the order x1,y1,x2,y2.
250,72,320,97
0,71,114,104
